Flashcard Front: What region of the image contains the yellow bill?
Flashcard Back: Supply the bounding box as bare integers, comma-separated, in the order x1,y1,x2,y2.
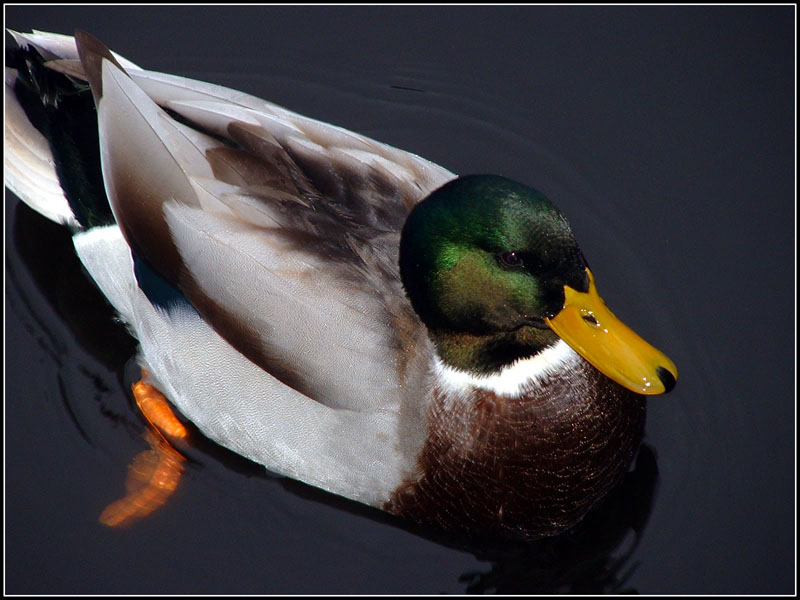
545,269,677,395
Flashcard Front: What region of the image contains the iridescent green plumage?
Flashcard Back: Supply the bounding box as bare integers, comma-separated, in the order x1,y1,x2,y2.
400,175,588,373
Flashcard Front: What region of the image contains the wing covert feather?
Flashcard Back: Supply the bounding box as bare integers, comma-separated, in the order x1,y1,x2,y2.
72,33,449,411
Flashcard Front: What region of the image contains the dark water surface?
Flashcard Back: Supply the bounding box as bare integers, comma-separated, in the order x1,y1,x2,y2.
4,5,795,594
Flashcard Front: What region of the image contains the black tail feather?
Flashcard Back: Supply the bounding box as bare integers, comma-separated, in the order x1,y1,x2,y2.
7,44,113,229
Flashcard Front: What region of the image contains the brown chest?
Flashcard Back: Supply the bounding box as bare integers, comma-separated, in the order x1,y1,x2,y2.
386,362,647,539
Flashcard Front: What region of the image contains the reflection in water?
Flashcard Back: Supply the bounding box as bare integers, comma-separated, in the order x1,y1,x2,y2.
100,375,190,528
280,441,658,594
9,198,140,447
10,198,659,592
99,428,185,528
11,199,137,373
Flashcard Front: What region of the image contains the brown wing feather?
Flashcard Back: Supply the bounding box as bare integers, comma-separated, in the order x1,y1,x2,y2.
74,32,452,408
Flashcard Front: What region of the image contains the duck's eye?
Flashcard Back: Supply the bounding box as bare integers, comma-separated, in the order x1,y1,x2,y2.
498,251,524,269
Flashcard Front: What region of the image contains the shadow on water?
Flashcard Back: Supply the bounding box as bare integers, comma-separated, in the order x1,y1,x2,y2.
10,197,660,594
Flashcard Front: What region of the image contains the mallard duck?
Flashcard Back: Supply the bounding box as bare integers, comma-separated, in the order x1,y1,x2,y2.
5,30,676,540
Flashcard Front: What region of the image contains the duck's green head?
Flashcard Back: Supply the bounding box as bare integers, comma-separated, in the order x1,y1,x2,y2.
399,175,677,395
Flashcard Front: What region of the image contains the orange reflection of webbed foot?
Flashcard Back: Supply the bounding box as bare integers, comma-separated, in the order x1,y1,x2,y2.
99,372,188,528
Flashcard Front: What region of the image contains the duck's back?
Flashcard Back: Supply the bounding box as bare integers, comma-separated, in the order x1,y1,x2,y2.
7,30,457,411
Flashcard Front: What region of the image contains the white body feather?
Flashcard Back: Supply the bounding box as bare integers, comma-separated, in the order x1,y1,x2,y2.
73,225,415,505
